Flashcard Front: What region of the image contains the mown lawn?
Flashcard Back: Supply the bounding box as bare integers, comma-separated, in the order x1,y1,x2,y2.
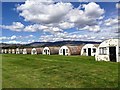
2,54,119,88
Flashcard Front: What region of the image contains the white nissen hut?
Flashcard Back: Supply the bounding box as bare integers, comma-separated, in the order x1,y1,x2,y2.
59,46,83,56
1,49,7,54
12,49,15,54
8,49,12,54
1,49,4,54
31,48,37,54
95,39,120,62
42,47,60,55
23,48,27,54
16,48,20,54
4,49,7,54
81,44,99,56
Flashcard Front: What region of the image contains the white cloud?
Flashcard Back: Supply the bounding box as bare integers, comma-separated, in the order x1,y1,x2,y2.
24,24,39,32
116,3,120,9
17,0,73,24
39,32,89,42
16,1,104,33
78,0,89,2
66,9,84,23
0,35,35,41
0,22,24,32
23,24,63,33
98,16,105,20
3,1,116,43
52,27,63,32
104,18,118,26
24,34,35,39
58,22,74,29
29,35,34,37
82,2,104,19
4,40,22,44
0,36,9,40
3,40,28,44
1,1,105,34
79,25,100,32
0,35,17,40
10,35,17,40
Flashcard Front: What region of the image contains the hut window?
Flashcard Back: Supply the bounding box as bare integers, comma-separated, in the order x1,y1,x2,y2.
99,47,107,55
84,49,86,53
93,48,96,53
66,49,68,53
60,49,62,53
44,50,46,52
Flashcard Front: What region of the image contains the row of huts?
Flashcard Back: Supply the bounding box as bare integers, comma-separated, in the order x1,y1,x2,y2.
1,39,120,62
1,44,98,56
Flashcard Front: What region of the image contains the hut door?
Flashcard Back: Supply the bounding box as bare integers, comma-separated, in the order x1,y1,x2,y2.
63,49,65,55
109,47,116,62
33,50,36,54
45,50,47,55
88,48,91,56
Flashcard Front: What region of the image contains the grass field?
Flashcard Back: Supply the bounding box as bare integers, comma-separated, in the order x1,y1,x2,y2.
2,54,119,88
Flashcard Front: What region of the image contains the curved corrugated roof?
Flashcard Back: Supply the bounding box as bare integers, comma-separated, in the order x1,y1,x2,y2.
48,47,60,55
25,48,32,54
36,48,43,54
67,45,83,55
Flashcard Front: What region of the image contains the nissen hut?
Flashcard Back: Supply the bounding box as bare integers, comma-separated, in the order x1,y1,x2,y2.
12,49,16,54
95,39,120,62
2,49,8,54
1,49,4,54
81,44,99,56
59,45,83,56
4,49,8,54
8,49,12,54
42,47,60,55
31,48,43,55
16,48,21,54
31,48,37,54
23,48,32,54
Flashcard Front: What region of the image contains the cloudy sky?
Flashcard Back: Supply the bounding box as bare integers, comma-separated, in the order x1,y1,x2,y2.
0,0,119,44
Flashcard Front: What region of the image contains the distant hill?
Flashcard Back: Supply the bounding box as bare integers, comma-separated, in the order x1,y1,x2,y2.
0,40,101,48
43,41,101,47
0,43,24,49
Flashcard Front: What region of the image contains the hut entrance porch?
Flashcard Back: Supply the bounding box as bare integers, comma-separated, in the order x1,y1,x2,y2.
109,47,116,62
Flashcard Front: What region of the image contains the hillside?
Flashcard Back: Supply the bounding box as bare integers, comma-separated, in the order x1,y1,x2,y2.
0,40,101,48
